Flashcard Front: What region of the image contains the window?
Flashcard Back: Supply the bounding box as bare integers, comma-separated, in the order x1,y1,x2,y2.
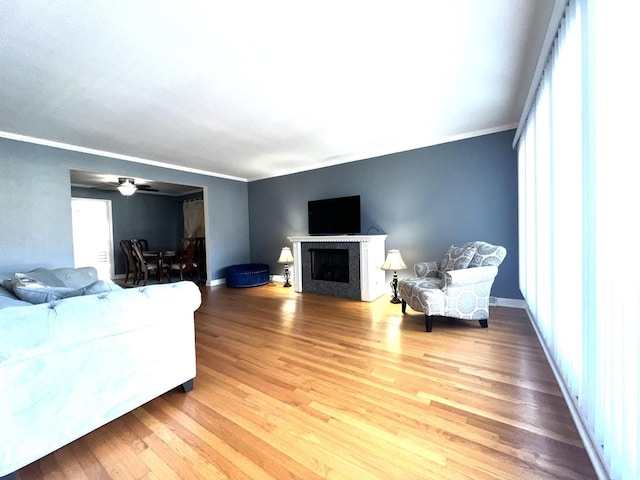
514,1,639,478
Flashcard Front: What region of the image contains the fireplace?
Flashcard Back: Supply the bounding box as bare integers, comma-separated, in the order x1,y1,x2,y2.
311,248,349,283
300,242,360,300
288,235,387,302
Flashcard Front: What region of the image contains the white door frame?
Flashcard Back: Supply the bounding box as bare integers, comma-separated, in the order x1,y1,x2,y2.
71,197,115,280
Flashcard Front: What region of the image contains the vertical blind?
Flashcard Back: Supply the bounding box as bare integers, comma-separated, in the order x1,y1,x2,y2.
515,0,639,478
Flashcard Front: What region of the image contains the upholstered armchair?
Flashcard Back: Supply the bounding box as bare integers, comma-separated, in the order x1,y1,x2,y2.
398,241,506,332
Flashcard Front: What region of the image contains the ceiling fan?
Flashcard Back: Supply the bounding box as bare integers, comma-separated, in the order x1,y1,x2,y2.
115,177,159,196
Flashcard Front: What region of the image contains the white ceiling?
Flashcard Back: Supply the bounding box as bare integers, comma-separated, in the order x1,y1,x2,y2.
1,0,554,182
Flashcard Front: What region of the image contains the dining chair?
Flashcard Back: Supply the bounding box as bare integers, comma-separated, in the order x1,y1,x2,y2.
170,238,199,281
132,238,149,251
131,240,169,285
120,240,138,284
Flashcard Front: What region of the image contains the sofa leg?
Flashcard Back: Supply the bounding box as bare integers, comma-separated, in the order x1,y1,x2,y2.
180,379,194,392
479,319,488,328
401,300,407,313
425,315,433,332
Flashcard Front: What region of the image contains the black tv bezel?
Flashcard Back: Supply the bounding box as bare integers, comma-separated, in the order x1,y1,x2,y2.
307,195,361,236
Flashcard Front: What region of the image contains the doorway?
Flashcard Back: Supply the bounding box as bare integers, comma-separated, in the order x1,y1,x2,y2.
71,198,114,280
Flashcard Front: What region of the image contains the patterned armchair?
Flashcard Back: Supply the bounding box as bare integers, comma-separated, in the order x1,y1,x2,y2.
398,241,506,332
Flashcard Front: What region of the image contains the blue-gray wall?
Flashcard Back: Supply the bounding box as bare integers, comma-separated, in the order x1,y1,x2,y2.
248,130,521,299
0,138,250,280
71,186,183,275
1,130,519,298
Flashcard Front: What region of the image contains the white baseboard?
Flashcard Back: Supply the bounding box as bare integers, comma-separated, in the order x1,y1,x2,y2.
494,297,527,309
204,277,527,311
524,307,608,479
249,281,525,309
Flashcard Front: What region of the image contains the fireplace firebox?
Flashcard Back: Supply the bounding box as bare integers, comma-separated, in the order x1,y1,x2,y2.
310,249,349,283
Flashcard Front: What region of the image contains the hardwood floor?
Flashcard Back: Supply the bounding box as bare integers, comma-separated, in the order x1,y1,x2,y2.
17,284,597,479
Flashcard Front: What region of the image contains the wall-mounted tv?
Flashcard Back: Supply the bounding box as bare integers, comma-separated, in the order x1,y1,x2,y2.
308,195,361,235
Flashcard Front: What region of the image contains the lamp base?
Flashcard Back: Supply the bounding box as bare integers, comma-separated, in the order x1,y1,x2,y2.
283,266,291,287
389,274,402,304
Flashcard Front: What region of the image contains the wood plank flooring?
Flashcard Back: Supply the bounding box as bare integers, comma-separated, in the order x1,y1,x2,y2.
17,283,597,479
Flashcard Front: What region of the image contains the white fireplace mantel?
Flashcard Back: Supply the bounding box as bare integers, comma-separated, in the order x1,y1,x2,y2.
287,235,387,301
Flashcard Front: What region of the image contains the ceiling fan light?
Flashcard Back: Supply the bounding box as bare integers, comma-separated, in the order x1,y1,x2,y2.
117,178,137,196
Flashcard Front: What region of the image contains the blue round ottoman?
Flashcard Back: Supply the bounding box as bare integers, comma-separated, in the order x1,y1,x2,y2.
226,263,270,288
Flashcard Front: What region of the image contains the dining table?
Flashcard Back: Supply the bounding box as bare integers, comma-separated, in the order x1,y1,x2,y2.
142,249,177,281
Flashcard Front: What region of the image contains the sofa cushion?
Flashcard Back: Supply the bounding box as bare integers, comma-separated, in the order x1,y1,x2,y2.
0,296,31,309
83,280,122,295
439,245,476,275
0,284,32,309
47,267,98,289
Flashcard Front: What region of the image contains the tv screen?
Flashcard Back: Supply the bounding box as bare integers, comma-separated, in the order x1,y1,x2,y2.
308,195,361,235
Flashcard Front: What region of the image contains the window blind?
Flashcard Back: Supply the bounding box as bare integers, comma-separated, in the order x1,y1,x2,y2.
515,1,639,478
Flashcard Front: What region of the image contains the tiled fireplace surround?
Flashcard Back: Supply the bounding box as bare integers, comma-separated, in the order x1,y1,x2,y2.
288,235,387,301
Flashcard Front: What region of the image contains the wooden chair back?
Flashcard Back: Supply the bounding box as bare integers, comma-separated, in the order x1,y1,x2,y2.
172,238,198,280
120,239,137,284
131,239,154,285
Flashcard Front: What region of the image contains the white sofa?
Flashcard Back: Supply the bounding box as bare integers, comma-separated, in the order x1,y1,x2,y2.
0,268,201,479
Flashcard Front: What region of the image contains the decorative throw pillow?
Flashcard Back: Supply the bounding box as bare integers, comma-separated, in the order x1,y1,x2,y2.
2,278,18,292
2,274,47,296
2,273,124,305
83,280,122,295
24,268,66,287
2,272,80,304
468,242,507,267
439,245,477,275
11,280,121,304
12,285,83,304
0,285,17,299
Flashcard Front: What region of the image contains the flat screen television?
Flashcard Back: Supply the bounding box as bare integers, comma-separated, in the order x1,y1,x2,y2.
308,195,361,235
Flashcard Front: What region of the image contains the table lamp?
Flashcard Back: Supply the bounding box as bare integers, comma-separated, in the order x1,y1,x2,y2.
277,247,294,287
381,249,407,303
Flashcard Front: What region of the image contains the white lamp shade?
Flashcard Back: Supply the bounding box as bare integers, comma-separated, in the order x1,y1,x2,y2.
277,247,294,264
381,249,407,271
117,179,137,196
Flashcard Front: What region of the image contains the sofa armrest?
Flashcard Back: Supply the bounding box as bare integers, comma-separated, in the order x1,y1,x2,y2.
0,281,201,360
442,265,498,288
414,261,440,278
